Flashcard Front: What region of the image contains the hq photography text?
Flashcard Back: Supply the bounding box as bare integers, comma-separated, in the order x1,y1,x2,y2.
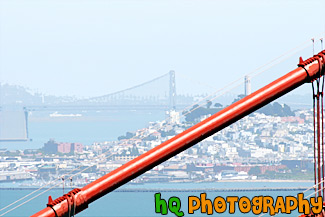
154,193,323,216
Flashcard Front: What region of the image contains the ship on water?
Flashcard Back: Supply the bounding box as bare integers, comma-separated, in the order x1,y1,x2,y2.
49,111,82,118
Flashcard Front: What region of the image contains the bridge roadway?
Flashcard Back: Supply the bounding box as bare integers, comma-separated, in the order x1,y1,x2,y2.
23,104,189,111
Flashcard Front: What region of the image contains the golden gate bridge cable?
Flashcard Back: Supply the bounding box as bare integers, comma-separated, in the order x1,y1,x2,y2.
86,73,169,102
0,39,314,216
0,40,314,216
0,153,116,216
259,182,325,217
0,38,319,216
53,48,323,216
0,162,98,213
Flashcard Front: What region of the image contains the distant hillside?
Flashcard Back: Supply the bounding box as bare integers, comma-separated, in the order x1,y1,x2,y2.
184,99,295,123
257,102,295,116
0,83,41,105
0,83,78,106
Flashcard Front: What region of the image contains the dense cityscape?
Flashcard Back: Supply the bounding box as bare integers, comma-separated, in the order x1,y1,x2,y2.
0,102,316,187
1,2,324,217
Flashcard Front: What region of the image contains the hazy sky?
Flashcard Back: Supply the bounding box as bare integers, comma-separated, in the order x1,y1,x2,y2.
0,0,324,97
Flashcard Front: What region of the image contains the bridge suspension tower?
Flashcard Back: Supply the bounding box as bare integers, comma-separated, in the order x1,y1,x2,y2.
169,70,176,110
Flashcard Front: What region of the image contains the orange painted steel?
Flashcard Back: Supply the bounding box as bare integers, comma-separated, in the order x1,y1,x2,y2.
300,50,325,217
31,50,325,217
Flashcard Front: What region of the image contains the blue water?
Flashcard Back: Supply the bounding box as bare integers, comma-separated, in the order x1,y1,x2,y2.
0,111,318,216
0,110,165,150
0,182,316,217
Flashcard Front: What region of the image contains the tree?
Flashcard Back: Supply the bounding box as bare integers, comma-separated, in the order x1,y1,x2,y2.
118,132,135,140
185,105,207,122
257,102,294,117
273,102,283,116
214,103,223,108
192,104,200,109
232,94,246,104
159,129,175,137
130,146,139,155
248,166,261,176
206,100,212,109
283,104,295,116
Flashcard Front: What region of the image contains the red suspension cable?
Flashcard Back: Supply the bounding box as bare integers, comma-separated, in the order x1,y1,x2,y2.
310,52,325,199
313,83,317,193
320,54,325,199
320,91,325,197
317,92,321,197
31,50,325,217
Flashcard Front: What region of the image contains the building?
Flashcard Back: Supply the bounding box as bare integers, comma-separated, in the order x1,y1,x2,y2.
43,139,58,154
43,140,83,154
245,75,251,96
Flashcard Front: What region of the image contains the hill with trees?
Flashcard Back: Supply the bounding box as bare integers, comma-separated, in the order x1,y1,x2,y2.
184,96,295,123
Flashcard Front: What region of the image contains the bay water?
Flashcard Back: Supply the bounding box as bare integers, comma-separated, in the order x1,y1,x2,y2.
0,109,166,150
0,181,316,217
0,110,317,216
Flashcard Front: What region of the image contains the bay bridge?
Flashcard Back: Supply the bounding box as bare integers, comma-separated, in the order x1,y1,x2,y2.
24,70,185,112
1,68,250,142
1,67,246,142
0,70,191,141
